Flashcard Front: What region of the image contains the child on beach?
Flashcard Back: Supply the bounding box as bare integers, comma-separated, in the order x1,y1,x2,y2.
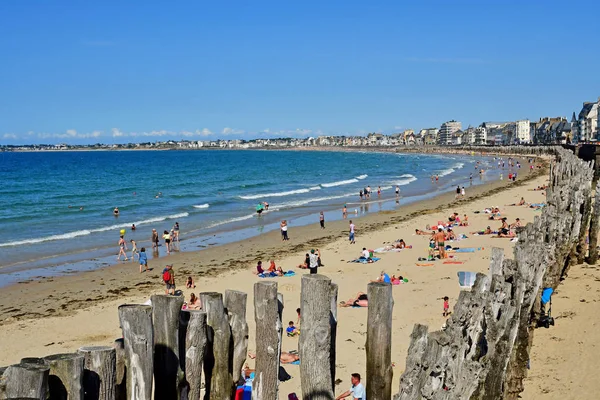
443,296,450,317
286,321,299,337
138,247,149,273
163,230,171,255
130,239,138,261
186,276,196,289
296,308,301,325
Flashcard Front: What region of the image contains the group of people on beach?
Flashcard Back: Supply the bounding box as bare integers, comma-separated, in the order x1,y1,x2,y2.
116,222,181,269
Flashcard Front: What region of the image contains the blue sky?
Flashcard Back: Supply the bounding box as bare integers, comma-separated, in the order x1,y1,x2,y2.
1,0,599,144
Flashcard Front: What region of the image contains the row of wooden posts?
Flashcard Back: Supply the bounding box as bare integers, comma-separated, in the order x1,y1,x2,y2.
0,146,592,400
0,275,394,400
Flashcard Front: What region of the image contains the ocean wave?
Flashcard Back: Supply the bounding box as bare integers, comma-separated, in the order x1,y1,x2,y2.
438,163,465,177
397,176,418,186
0,212,189,248
356,174,368,180
320,179,358,188
309,186,321,191
273,192,355,210
193,204,210,209
399,174,415,178
239,188,311,200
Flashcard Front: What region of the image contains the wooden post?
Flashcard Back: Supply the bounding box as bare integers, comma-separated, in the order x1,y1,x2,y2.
329,283,338,390
224,289,249,385
0,362,49,399
366,282,393,400
117,304,153,400
151,294,184,399
588,188,600,264
489,247,505,277
252,281,281,400
44,353,85,400
299,274,334,399
200,292,233,400
113,339,126,400
78,346,116,400
179,310,208,400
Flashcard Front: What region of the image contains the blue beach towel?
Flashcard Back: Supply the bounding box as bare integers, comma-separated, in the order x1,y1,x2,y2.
454,248,478,253
289,360,300,365
259,270,296,278
350,257,380,264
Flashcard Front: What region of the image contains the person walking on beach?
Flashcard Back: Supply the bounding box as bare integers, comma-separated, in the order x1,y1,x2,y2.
163,264,175,295
151,229,159,251
342,204,348,219
163,230,171,255
319,212,325,229
117,235,128,261
349,220,356,244
139,247,149,273
280,220,289,241
173,222,180,242
395,185,400,197
130,239,139,261
359,190,363,200
455,185,461,199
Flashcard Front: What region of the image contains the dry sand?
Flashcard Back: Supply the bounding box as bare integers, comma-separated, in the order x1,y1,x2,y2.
1,161,584,398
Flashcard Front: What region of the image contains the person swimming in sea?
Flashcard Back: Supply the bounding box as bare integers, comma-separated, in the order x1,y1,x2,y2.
113,207,120,217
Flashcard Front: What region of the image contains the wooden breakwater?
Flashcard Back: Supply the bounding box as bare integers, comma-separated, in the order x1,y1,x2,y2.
395,147,596,400
0,147,596,400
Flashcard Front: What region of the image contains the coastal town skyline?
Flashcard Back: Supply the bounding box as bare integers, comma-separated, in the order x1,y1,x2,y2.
1,1,599,145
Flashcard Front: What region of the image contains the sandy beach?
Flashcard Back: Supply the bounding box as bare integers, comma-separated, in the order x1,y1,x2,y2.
3,157,586,398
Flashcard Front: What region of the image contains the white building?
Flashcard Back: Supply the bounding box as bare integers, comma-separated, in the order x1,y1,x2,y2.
515,119,531,143
438,120,462,145
575,98,599,142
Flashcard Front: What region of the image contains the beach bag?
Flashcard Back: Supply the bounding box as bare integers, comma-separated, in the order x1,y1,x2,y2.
369,250,374,258
163,270,171,283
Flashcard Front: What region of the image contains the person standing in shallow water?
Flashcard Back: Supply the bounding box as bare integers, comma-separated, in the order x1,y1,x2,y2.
117,235,128,261
319,211,325,229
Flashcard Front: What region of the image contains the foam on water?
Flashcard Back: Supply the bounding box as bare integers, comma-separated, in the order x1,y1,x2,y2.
356,174,368,180
239,188,311,200
321,178,359,188
438,163,465,177
0,212,189,247
193,204,210,209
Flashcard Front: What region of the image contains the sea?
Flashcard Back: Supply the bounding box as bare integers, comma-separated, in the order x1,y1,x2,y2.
0,149,503,286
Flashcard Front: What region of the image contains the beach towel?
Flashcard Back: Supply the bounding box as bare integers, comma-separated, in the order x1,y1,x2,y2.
374,247,403,253
457,271,477,288
289,360,300,365
349,257,380,264
453,248,477,253
416,263,434,267
443,261,464,264
258,270,295,278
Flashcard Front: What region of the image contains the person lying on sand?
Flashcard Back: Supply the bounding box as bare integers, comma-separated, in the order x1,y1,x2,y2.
471,226,493,235
415,229,433,235
530,185,548,191
248,351,299,364
340,292,368,307
371,271,391,283
507,197,526,206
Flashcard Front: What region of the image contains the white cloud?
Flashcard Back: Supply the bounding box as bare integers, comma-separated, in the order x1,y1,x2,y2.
181,129,213,137
3,133,17,139
37,130,105,139
222,127,245,135
112,128,124,137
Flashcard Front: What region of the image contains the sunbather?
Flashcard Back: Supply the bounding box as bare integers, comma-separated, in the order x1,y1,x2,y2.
340,292,368,307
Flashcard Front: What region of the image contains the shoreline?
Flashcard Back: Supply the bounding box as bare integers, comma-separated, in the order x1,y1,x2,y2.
0,154,547,325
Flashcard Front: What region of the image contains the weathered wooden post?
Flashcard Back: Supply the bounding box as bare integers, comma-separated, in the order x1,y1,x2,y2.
299,274,334,399
151,294,184,399
252,281,282,400
78,346,116,400
588,188,600,264
224,289,249,385
179,310,208,400
113,339,126,400
200,292,233,400
366,282,393,400
0,362,49,399
489,247,505,276
44,353,85,400
329,283,338,390
117,304,153,400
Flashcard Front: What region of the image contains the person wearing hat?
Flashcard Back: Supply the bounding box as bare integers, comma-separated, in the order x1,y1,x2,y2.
308,249,320,274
